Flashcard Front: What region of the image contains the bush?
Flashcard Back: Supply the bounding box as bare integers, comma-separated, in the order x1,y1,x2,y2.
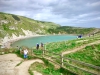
12,15,20,21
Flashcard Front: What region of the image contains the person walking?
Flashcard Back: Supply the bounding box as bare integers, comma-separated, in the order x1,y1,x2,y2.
41,42,44,50
24,48,28,60
36,43,39,50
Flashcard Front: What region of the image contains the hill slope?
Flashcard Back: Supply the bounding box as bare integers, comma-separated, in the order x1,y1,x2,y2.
48,26,98,35
0,12,99,44
0,12,60,43
0,12,60,37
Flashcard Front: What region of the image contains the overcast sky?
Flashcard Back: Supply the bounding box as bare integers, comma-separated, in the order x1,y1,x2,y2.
0,0,100,28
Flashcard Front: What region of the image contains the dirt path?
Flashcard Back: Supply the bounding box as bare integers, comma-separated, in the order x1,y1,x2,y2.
15,59,43,75
62,40,100,55
1,40,100,75
0,54,43,75
0,54,23,75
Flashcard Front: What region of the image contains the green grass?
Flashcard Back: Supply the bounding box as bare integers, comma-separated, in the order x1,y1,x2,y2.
1,34,100,75
45,35,100,54
14,49,34,60
33,49,43,55
65,44,100,66
0,12,99,39
63,44,100,75
29,35,100,75
29,58,76,75
31,35,100,64
0,12,61,38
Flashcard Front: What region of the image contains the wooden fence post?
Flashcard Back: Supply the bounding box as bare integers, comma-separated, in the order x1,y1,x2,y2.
31,48,33,56
60,53,63,67
42,44,47,58
42,50,44,58
45,44,46,50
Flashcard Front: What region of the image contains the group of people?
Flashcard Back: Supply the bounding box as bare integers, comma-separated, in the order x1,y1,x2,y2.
16,42,44,60
36,42,44,50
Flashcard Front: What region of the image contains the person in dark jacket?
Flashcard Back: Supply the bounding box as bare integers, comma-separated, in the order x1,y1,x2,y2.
36,43,39,50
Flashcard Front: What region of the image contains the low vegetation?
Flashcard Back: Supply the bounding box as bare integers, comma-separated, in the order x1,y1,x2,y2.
64,44,100,66
1,12,100,75
29,58,76,75
31,35,100,75
0,12,60,38
0,12,99,40
48,26,96,35
45,35,100,54
0,34,100,75
63,44,100,75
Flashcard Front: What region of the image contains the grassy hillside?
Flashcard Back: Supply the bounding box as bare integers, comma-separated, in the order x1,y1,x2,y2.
32,35,100,75
64,43,100,75
45,35,100,54
65,44,100,66
0,12,99,40
48,26,97,35
0,12,60,38
0,32,100,75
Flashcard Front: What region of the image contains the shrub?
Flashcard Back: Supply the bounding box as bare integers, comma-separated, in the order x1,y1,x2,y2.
12,15,20,21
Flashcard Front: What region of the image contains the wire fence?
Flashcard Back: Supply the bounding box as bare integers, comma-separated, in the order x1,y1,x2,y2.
31,48,100,75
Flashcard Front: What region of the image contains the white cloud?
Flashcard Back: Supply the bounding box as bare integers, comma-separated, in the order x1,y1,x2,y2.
0,0,100,28
78,14,89,18
87,1,100,7
91,17,100,20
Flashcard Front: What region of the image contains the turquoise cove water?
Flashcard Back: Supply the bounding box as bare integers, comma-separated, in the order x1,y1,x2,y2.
11,35,77,48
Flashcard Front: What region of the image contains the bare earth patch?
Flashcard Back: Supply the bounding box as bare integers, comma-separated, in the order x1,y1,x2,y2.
0,54,43,75
33,71,42,75
0,54,23,75
76,40,88,43
15,59,43,75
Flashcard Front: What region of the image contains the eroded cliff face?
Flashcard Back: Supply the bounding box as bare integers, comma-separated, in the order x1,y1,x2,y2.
0,28,38,45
